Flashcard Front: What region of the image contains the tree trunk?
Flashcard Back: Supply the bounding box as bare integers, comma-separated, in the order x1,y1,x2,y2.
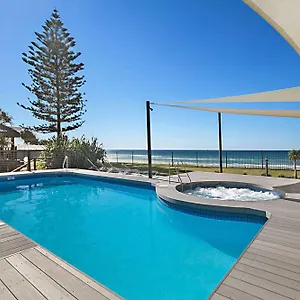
294,160,297,179
57,121,61,138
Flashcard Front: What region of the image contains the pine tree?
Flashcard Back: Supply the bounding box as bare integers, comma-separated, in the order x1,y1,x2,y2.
19,9,86,137
0,109,12,125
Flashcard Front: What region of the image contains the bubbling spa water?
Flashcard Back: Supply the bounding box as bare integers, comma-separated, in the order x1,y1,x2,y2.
184,185,280,201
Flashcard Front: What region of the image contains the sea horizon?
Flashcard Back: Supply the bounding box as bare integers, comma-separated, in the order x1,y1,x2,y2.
107,148,293,151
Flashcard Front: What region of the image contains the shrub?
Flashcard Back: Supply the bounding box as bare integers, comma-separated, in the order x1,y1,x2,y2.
43,135,70,169
261,172,271,177
43,135,105,169
69,136,105,169
278,173,286,178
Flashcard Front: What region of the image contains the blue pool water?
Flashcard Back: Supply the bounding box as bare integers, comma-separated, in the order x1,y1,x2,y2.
0,175,265,300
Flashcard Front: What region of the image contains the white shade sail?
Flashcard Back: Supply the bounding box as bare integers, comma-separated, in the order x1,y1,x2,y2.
173,86,300,104
243,0,300,55
151,1,300,118
152,103,300,118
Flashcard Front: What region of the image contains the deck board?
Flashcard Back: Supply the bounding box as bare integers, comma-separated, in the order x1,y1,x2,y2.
254,239,300,255
217,284,261,300
35,246,122,300
223,276,289,300
0,279,16,300
210,293,230,300
239,257,300,281
234,262,300,291
7,254,77,300
243,251,300,274
229,269,298,299
0,224,36,259
22,248,108,300
0,259,46,300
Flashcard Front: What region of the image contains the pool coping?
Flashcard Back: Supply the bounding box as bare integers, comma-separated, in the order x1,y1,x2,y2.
1,169,300,299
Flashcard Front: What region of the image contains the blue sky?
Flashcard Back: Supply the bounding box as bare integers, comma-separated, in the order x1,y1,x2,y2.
1,0,300,150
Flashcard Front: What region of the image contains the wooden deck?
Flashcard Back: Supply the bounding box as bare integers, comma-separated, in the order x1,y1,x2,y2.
210,205,300,300
0,221,122,300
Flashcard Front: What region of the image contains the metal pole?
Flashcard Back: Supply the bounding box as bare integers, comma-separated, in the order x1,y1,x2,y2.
218,112,223,173
196,151,198,167
131,151,134,164
27,150,31,172
171,151,174,167
146,101,153,178
116,151,118,163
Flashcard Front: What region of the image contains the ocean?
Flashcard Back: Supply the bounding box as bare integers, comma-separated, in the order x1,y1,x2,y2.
106,150,293,170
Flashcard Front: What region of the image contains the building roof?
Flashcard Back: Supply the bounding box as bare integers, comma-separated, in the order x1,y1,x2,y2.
0,124,22,138
16,144,45,151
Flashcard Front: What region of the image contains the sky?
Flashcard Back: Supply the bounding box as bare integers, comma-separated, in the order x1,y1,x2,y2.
1,0,300,150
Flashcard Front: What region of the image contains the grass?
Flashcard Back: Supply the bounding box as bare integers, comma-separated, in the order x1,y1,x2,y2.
114,162,295,178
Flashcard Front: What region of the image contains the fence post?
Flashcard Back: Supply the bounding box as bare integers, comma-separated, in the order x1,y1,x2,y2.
261,151,264,169
196,151,198,167
265,157,269,176
171,151,174,167
225,151,228,168
218,112,223,173
131,151,134,164
116,151,118,163
27,150,31,172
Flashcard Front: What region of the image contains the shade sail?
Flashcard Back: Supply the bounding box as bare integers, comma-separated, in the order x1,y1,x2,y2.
173,86,300,104
243,0,300,55
152,103,300,118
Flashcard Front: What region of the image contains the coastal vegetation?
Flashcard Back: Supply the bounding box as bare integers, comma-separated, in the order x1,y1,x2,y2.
0,108,13,148
288,149,300,178
43,135,105,169
16,9,102,169
18,9,86,137
0,109,12,125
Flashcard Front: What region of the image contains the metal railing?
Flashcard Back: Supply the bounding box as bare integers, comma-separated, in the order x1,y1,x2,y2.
179,160,192,183
62,156,69,170
107,150,295,170
168,160,192,185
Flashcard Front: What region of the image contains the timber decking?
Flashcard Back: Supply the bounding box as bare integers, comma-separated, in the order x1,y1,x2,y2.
208,201,300,300
0,221,122,300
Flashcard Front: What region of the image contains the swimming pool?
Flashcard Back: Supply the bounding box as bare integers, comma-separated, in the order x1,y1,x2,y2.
0,174,265,300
